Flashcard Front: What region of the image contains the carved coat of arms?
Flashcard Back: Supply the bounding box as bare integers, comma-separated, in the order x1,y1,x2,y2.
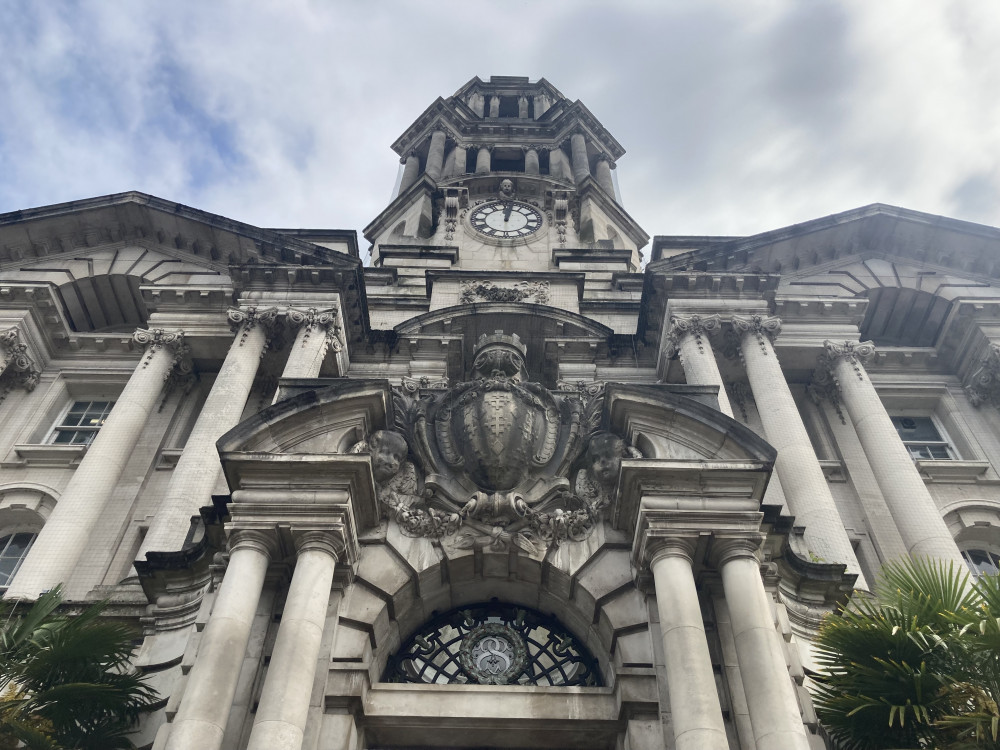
354,332,639,554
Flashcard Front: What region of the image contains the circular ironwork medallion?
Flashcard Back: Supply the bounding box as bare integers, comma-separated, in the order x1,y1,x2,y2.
458,623,527,684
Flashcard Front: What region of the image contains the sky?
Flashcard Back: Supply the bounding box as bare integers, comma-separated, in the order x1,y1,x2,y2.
1,0,998,253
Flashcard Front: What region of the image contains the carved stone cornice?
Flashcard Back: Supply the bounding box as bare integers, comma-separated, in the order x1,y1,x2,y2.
287,307,345,354
0,326,40,401
227,306,279,347
964,342,1000,408
661,313,721,360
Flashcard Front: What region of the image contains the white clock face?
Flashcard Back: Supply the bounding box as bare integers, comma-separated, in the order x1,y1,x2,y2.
471,201,542,238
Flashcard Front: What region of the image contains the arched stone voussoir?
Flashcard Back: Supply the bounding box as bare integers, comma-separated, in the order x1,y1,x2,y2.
350,548,638,686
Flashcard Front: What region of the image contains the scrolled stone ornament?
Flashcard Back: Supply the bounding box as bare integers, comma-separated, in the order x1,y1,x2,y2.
458,623,527,685
731,314,782,357
227,306,279,347
818,339,876,382
662,313,721,360
133,328,189,376
287,307,344,353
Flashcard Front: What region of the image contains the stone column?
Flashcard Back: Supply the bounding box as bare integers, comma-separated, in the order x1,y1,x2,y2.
717,537,810,750
732,315,867,588
550,147,570,181
533,93,550,118
817,341,965,565
0,326,40,403
488,95,499,118
453,145,467,175
165,530,275,750
649,538,728,750
475,145,491,174
273,308,344,404
8,329,187,597
140,308,277,557
570,132,590,184
424,130,447,181
525,146,539,175
595,157,615,196
518,94,529,118
398,153,419,193
663,314,733,418
246,531,343,750
468,92,485,117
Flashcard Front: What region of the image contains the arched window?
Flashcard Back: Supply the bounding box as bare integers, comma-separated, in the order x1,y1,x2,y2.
384,603,601,687
0,532,37,590
962,546,1000,579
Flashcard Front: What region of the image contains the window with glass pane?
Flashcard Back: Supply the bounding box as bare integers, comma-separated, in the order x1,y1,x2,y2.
0,532,37,588
49,401,115,445
962,548,1000,579
890,416,955,460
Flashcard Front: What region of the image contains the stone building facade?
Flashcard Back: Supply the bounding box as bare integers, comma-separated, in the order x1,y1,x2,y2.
1,75,999,749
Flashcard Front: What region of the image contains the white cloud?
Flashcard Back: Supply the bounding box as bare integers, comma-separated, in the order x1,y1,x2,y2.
0,0,998,246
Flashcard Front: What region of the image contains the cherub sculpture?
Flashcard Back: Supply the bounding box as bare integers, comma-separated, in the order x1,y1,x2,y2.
572,431,636,512
352,429,460,537
352,429,419,513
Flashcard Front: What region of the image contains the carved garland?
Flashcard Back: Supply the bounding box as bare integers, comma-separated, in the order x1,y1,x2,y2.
459,280,550,305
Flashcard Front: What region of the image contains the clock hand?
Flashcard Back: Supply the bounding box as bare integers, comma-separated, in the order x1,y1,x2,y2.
503,201,513,222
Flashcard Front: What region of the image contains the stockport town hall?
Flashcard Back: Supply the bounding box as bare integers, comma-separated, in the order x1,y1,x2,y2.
1,76,1000,750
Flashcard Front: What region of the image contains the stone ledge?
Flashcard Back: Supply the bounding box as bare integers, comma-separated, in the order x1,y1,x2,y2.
916,459,992,483
7,443,87,468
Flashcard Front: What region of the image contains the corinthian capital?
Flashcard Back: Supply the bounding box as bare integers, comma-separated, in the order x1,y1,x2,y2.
228,306,280,346
133,328,186,352
662,314,721,359
287,307,344,353
817,340,876,375
133,328,190,380
809,340,876,421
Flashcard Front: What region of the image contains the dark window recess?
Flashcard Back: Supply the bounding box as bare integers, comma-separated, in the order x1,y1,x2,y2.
891,416,954,460
384,603,602,687
538,149,550,174
465,147,478,173
0,532,37,588
962,548,1000,579
491,153,525,173
497,96,519,118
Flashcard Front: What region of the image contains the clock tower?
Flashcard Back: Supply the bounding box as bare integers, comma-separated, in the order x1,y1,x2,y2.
363,76,648,274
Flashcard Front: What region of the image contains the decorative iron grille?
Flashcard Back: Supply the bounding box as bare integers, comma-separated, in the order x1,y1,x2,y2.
384,603,602,687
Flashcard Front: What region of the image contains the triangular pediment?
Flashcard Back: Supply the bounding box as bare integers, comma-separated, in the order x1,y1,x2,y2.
650,204,1000,284
0,191,360,272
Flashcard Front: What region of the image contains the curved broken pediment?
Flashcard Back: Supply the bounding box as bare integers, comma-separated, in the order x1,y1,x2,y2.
217,354,776,551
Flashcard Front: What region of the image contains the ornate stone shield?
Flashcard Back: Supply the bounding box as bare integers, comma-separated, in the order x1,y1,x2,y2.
448,385,542,491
